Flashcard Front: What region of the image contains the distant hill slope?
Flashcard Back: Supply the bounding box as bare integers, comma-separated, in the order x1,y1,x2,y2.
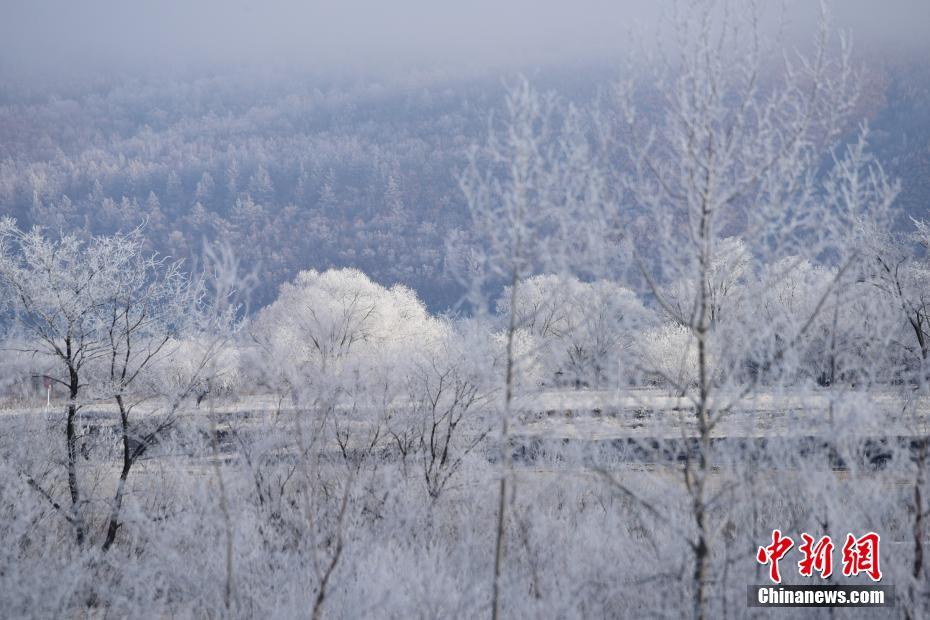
1,58,927,311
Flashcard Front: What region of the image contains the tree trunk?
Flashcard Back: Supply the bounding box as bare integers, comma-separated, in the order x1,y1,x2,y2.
102,394,133,552
907,437,927,620
692,331,711,620
66,365,84,546
492,270,521,620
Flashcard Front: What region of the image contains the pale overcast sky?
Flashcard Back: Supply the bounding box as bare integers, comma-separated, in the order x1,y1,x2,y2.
1,0,927,80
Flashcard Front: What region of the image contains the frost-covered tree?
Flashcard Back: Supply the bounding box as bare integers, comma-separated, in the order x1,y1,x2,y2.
251,267,444,384
0,219,212,553
497,274,654,388
602,4,899,616
91,232,195,551
459,78,611,617
248,163,275,203
195,171,215,204
0,219,138,544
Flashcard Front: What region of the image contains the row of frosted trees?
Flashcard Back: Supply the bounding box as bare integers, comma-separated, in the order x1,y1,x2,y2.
458,3,929,618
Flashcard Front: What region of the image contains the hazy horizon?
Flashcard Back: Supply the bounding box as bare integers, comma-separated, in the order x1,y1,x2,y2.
3,0,929,86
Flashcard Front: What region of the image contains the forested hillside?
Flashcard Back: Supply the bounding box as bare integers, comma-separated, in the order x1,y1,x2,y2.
2,55,927,312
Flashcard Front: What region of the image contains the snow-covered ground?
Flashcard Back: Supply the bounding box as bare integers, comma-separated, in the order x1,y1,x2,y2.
513,388,925,439
6,387,924,440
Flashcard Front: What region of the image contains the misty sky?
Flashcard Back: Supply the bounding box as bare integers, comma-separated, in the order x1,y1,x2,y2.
2,0,928,81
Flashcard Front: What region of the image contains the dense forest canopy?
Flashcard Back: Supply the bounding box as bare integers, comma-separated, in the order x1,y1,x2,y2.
1,54,928,312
